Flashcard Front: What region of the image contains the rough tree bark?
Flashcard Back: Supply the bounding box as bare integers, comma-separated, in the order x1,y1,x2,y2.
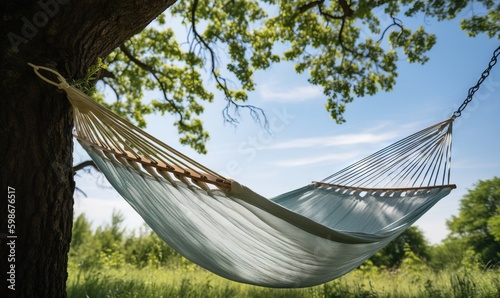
0,0,176,296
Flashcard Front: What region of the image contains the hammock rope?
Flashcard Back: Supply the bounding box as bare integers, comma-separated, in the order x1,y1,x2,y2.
321,118,454,189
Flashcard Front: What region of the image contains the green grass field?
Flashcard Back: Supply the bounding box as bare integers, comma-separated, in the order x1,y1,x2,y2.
67,212,500,297
67,263,500,298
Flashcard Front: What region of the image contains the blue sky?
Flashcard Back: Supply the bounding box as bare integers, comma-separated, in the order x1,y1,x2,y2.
73,13,500,245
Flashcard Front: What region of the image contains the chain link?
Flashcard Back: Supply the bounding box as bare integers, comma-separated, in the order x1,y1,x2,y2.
453,45,500,118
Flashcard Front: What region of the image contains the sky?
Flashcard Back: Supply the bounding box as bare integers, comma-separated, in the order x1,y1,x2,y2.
73,10,500,245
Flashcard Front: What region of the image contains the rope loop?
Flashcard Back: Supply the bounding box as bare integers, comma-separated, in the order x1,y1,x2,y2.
28,63,70,89
453,45,500,118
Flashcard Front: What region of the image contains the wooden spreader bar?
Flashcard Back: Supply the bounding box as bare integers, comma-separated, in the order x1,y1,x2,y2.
313,181,457,192
77,136,232,190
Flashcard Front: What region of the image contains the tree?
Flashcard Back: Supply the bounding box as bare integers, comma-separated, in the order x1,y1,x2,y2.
0,0,498,296
446,177,500,266
70,213,92,251
1,1,177,296
369,226,430,269
94,210,126,253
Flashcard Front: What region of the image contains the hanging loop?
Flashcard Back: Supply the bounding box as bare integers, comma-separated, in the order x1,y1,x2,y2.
28,63,70,89
453,45,500,118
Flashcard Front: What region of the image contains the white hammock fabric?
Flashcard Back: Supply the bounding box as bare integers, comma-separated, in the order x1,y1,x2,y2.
30,64,456,287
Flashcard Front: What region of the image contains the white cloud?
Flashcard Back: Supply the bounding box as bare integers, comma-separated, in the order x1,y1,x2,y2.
272,152,360,167
259,84,323,102
269,132,399,150
452,160,500,170
267,122,427,168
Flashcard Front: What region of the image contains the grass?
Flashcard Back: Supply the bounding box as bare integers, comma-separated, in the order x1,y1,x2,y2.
67,263,500,298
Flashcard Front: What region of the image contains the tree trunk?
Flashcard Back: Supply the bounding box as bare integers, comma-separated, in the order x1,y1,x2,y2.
0,1,176,296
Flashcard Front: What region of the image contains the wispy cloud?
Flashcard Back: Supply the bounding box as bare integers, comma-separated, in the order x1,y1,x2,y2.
267,122,423,168
269,131,399,150
259,84,323,102
272,152,361,167
452,160,500,170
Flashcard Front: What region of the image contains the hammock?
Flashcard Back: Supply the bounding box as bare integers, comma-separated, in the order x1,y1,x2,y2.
30,64,456,288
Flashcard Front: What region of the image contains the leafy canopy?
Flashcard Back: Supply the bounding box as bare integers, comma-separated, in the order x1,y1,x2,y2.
369,226,430,269
88,0,499,153
446,177,500,266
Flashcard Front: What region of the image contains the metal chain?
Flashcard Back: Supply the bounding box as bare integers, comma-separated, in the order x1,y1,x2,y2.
453,45,500,118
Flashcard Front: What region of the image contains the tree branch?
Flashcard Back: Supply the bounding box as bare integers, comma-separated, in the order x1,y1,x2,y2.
119,44,156,73
189,0,268,127
119,44,185,123
336,18,364,58
98,68,116,80
297,0,353,20
103,80,121,102
189,0,231,100
73,160,100,174
298,0,324,14
338,0,354,17
295,0,359,56
377,16,404,43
